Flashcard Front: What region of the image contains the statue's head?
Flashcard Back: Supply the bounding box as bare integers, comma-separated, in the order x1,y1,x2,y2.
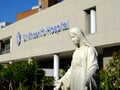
69,27,81,47
69,27,90,47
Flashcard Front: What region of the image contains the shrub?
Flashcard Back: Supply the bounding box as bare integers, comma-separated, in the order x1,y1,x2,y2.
100,51,120,90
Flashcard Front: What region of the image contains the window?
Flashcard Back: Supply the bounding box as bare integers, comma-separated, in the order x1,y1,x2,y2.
0,38,11,55
85,7,96,34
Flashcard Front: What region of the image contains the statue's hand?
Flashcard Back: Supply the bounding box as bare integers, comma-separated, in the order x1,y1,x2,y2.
54,80,63,90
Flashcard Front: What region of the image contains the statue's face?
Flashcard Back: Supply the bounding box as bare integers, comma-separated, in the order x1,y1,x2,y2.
70,32,80,46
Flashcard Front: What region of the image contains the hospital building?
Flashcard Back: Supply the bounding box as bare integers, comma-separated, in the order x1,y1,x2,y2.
0,0,120,80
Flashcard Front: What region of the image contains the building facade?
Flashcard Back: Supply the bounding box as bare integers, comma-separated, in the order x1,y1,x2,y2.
0,0,120,80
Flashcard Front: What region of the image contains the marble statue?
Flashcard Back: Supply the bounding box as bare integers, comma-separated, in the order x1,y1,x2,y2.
54,27,99,90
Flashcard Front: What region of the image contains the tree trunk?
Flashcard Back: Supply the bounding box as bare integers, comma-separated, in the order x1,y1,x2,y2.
9,81,13,90
41,82,44,90
19,82,22,90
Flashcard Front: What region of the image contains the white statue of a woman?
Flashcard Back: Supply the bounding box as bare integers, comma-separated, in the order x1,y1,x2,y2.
54,27,99,90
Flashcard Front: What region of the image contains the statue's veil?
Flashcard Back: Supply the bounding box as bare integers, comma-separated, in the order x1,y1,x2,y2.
69,27,98,56
69,27,91,46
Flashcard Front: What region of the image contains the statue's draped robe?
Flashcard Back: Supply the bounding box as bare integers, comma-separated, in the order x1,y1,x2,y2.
61,45,99,90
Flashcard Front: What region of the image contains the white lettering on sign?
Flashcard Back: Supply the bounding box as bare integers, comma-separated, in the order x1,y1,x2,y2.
22,20,69,42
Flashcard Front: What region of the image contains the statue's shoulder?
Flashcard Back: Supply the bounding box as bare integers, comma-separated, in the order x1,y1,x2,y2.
82,45,93,49
86,46,95,52
88,46,94,49
87,46,98,56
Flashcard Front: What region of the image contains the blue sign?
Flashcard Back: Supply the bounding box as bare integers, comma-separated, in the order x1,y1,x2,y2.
17,20,69,45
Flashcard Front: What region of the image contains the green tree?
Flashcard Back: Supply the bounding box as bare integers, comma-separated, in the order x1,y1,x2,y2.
0,64,5,89
100,51,120,90
13,62,27,90
3,64,15,90
23,61,45,90
0,60,49,90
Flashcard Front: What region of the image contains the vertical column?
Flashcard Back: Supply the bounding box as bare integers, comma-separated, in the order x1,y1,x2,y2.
54,54,59,81
90,9,96,34
10,37,12,52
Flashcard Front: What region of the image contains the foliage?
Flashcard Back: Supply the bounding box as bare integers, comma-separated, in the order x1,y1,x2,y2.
0,64,4,89
0,64,3,72
100,51,120,90
60,69,66,76
43,77,54,86
24,61,45,89
0,60,47,90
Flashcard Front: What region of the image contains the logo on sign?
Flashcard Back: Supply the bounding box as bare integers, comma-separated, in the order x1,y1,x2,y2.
16,32,21,46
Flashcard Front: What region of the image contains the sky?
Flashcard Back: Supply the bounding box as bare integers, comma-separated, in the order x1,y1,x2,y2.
0,0,38,23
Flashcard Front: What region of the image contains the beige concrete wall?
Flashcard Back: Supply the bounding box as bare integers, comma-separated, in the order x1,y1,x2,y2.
97,0,120,32
103,57,112,69
0,0,120,63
